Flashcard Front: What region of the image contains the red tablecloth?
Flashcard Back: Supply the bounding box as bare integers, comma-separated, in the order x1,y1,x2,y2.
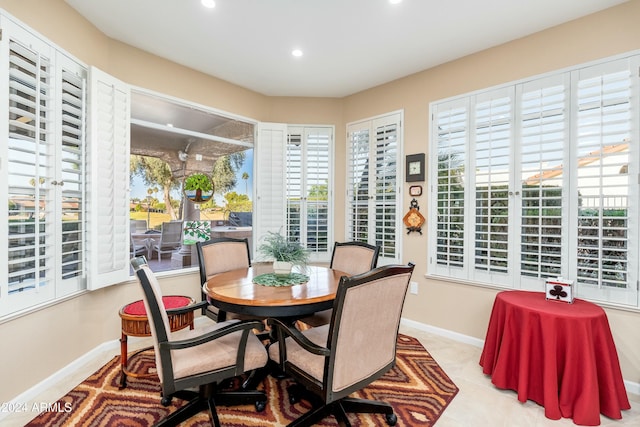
479,291,630,426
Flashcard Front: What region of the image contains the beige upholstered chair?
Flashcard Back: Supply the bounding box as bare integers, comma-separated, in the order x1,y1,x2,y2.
130,257,268,427
268,263,414,427
151,221,183,260
299,241,380,328
196,237,252,322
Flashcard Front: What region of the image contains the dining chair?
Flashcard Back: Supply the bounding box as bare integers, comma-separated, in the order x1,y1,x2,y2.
298,241,380,328
196,237,252,322
151,221,183,261
130,256,268,427
268,263,415,427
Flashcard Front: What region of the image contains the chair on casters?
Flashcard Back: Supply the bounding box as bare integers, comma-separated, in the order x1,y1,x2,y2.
298,241,380,329
196,237,252,322
130,256,268,427
268,263,415,427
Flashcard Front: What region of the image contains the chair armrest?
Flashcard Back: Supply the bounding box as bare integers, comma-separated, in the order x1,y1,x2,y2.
162,319,265,351
267,318,330,357
165,300,209,316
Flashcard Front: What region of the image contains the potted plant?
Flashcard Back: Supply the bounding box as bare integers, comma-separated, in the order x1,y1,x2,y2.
258,230,309,276
184,173,213,203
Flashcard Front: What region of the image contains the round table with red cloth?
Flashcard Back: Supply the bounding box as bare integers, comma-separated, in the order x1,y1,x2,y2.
479,290,630,426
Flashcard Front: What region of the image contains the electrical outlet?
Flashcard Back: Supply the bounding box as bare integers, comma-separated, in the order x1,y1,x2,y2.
410,281,418,295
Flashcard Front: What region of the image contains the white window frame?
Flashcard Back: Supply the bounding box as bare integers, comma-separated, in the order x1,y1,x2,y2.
428,52,640,309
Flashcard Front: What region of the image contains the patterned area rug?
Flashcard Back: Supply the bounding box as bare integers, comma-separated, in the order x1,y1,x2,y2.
26,335,458,426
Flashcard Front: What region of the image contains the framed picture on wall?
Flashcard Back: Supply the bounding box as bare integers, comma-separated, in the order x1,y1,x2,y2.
405,153,425,182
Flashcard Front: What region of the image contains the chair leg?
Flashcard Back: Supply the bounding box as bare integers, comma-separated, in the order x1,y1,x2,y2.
156,393,207,427
339,397,394,415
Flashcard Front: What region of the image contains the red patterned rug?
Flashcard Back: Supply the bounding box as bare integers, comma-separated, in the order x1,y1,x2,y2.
26,334,458,426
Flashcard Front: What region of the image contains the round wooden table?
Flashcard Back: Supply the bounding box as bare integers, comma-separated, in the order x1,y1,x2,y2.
203,263,347,319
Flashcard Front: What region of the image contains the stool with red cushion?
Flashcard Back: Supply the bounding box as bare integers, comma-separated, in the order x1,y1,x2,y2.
118,295,196,388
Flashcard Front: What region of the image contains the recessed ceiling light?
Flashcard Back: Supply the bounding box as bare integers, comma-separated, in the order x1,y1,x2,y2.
201,0,216,9
292,49,303,57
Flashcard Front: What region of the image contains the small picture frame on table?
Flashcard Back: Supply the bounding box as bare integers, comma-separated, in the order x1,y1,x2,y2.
406,153,425,182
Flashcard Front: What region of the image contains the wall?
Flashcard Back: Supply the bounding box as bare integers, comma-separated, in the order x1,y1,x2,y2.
1,0,639,403
342,0,640,385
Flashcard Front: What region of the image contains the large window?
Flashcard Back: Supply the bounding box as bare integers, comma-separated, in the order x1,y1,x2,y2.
429,54,639,308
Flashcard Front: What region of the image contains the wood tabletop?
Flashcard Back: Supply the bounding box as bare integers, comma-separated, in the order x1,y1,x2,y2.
203,263,346,309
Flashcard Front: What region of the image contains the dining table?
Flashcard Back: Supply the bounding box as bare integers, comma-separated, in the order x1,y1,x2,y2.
202,263,347,320
479,290,630,426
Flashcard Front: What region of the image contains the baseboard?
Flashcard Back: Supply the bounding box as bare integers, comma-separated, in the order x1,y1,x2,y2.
400,317,640,397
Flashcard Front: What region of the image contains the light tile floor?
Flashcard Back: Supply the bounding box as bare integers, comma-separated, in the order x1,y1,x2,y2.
4,324,638,427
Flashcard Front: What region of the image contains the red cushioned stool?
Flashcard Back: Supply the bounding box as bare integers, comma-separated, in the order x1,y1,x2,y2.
118,295,195,389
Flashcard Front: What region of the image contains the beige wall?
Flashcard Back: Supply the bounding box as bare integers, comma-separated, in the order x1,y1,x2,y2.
1,0,639,402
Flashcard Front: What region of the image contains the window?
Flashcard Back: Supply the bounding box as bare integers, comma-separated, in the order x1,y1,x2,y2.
1,15,88,315
346,112,403,264
429,54,640,308
286,127,333,261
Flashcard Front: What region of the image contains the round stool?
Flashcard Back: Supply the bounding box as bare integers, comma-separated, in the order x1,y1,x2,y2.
118,295,195,389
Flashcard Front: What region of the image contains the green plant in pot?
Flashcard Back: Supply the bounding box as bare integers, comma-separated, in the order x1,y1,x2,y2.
184,173,213,203
258,230,309,276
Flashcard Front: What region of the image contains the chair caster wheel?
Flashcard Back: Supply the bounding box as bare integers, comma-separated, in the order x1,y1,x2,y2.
161,396,172,407
289,395,298,404
385,413,397,426
255,400,266,412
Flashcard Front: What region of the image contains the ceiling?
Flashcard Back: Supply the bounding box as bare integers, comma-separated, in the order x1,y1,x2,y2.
65,0,627,98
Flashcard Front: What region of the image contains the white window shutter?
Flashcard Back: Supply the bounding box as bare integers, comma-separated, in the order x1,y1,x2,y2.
87,67,130,290
255,122,287,249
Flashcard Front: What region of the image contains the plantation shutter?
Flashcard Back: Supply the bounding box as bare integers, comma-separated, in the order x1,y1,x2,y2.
87,67,130,290
471,89,513,283
255,123,287,246
572,58,638,305
346,112,402,264
517,75,568,289
304,127,331,257
431,99,468,279
2,27,57,312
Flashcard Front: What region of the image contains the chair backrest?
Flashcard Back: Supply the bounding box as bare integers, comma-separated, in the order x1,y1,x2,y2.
159,221,183,246
325,263,414,402
130,257,174,384
196,237,251,284
130,219,147,233
329,241,380,276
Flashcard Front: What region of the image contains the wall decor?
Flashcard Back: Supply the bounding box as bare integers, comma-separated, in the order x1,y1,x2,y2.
409,185,422,196
184,173,214,204
403,198,425,234
405,153,425,182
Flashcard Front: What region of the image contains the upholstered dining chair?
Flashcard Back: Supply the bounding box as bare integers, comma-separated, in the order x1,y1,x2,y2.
268,263,415,427
151,221,183,261
298,241,380,328
196,237,252,322
130,257,268,427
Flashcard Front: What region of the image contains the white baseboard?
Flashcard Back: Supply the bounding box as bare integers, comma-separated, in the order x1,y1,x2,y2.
400,317,640,397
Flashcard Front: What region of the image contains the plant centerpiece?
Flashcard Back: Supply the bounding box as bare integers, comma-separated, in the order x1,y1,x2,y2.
258,230,309,276
184,173,213,203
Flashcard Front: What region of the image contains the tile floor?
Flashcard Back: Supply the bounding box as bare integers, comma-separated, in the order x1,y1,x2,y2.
3,324,638,427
